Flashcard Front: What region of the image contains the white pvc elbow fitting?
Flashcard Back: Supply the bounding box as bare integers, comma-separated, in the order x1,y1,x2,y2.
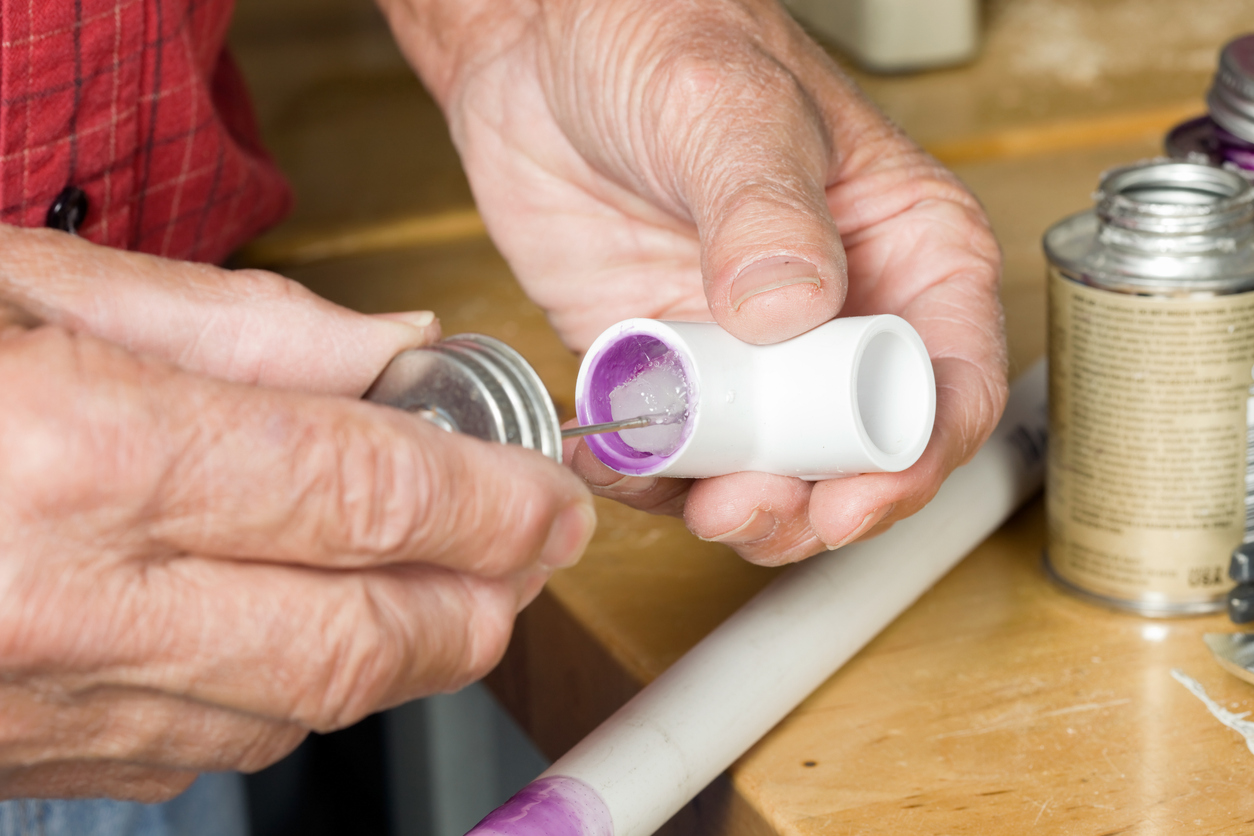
574,316,936,480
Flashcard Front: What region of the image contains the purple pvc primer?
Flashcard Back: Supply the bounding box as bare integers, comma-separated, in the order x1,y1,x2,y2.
466,775,613,836
576,329,695,476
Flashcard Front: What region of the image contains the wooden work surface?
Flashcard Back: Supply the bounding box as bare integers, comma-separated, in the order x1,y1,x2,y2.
229,1,1254,832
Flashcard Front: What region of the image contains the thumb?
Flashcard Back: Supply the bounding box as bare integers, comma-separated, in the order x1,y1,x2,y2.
671,62,846,344
0,225,438,395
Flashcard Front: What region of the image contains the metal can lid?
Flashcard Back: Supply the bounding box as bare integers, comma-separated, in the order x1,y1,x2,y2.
365,334,563,464
1208,34,1254,144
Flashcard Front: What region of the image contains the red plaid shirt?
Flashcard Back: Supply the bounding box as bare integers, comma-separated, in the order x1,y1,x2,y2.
0,0,290,263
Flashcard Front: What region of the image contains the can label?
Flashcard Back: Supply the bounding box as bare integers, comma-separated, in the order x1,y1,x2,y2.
1047,268,1254,604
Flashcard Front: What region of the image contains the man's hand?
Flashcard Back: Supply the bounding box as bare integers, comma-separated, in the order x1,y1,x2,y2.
0,227,595,801
379,0,1007,564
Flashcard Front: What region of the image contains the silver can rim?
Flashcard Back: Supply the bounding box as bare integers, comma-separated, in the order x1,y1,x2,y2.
441,333,563,464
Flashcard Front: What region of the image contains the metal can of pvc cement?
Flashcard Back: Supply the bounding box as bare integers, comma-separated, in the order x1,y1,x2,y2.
1165,34,1254,175
365,333,563,463
1044,160,1254,615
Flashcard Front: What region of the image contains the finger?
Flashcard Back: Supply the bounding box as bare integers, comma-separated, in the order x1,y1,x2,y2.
2,327,596,578
808,354,1006,548
0,224,438,395
682,471,824,566
374,309,445,341
0,763,197,804
515,566,553,613
648,32,846,344
151,384,598,575
13,556,529,731
0,682,305,776
681,352,1005,563
564,431,690,517
805,192,1005,547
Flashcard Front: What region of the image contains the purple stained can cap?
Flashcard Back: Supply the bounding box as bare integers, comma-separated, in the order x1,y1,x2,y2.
1165,36,1254,175
1210,34,1254,145
1165,114,1254,174
467,776,613,836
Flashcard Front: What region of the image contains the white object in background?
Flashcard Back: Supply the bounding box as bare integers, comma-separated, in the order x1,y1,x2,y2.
468,359,1048,836
575,315,936,480
783,0,978,72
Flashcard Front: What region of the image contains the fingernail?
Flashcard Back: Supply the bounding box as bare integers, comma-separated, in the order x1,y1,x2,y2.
826,503,894,551
702,508,777,545
588,473,657,494
540,502,598,570
375,310,437,328
731,257,821,311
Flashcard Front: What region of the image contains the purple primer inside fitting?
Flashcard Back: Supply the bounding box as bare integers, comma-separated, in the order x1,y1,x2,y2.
467,775,613,836
577,331,694,475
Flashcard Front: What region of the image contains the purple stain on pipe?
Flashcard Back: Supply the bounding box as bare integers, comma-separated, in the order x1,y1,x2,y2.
466,776,613,836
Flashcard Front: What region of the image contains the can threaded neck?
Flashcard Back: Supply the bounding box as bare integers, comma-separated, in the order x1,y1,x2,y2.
1096,161,1254,251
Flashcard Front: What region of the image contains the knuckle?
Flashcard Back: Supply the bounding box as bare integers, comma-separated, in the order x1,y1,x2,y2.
660,50,728,107
311,411,562,576
654,44,809,138
297,580,413,731
305,411,428,563
410,434,560,576
188,269,310,380
647,46,828,221
0,328,158,517
457,473,555,575
298,575,517,730
224,267,305,306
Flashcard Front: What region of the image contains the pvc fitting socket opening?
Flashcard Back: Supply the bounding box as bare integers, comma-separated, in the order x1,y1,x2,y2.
854,329,933,465
578,333,694,475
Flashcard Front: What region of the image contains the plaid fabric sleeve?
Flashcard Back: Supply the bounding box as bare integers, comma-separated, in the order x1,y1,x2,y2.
0,0,291,264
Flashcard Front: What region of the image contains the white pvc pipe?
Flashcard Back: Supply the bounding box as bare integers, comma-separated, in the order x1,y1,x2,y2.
469,360,1048,836
574,316,936,480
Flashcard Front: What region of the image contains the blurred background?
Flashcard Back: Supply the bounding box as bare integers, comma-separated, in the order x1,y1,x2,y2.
225,1,1254,834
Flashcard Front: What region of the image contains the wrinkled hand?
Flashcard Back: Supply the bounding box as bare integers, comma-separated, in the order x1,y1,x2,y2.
0,227,594,801
381,0,1007,564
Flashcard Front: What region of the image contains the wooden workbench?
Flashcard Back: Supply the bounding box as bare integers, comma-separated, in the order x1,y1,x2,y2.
230,1,1254,831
